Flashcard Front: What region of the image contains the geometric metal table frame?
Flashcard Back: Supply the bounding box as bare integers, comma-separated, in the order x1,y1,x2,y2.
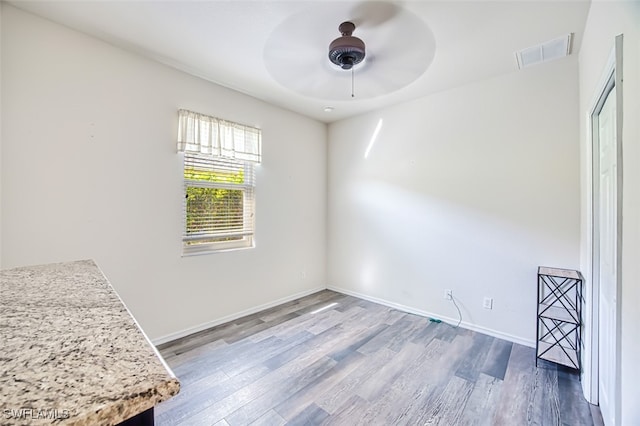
536,266,583,371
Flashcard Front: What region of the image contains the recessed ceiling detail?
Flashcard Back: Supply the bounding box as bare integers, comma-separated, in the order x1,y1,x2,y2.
263,2,436,101
9,1,591,122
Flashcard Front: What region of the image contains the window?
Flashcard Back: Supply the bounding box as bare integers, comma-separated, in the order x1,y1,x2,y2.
183,153,255,253
177,109,261,254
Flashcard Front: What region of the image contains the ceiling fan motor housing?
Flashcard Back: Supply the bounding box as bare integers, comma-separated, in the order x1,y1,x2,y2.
329,21,366,70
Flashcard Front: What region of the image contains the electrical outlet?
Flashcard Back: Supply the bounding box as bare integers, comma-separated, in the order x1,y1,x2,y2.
483,297,493,310
444,289,453,300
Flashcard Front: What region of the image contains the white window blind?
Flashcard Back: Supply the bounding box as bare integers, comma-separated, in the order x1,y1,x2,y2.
183,153,255,253
177,109,261,163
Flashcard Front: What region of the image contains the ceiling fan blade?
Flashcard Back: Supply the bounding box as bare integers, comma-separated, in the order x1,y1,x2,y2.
349,1,400,29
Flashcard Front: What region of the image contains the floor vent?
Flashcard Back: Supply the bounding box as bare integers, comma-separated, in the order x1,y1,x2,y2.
515,33,573,69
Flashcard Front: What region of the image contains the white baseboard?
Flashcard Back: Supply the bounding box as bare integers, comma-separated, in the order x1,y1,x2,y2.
327,285,536,348
154,284,535,349
152,286,325,346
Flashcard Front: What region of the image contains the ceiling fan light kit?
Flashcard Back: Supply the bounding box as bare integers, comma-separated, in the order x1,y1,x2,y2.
328,21,366,70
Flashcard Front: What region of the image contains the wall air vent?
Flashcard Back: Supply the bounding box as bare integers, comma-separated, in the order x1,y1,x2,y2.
515,33,573,70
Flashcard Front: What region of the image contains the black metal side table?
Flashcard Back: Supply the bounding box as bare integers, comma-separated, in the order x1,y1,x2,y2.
536,266,583,371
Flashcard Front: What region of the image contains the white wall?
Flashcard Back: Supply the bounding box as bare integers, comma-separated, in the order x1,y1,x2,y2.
578,2,640,424
0,5,327,341
327,57,581,345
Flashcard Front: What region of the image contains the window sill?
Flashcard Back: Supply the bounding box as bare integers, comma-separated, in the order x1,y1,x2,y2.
181,243,255,257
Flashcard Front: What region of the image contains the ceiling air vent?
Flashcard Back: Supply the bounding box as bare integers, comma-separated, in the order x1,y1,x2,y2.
515,33,573,69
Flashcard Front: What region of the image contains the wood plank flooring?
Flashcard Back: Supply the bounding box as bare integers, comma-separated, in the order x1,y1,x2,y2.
155,290,601,425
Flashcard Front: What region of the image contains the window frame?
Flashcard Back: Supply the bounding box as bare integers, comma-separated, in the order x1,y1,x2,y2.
182,152,255,255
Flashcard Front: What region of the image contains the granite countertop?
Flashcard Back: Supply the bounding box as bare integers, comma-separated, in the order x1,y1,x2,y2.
0,260,180,425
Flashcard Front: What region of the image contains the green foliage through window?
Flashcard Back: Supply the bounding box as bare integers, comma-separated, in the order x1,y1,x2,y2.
184,166,244,184
183,155,252,248
185,186,244,243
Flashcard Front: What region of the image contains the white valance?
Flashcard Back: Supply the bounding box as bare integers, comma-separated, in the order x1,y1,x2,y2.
177,109,261,163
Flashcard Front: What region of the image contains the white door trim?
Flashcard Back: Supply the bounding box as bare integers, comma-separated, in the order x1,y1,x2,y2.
583,34,623,425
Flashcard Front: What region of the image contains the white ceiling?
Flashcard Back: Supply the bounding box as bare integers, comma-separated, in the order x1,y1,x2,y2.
9,1,591,123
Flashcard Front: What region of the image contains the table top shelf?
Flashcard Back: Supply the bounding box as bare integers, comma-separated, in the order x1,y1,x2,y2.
538,303,580,324
538,266,582,280
537,341,580,369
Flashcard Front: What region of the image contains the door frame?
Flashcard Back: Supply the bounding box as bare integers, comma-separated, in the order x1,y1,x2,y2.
583,34,623,424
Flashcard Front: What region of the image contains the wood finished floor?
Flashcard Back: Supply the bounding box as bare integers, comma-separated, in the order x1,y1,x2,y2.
155,290,600,426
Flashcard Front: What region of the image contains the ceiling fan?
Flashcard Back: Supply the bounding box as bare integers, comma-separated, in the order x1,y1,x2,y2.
328,20,367,98
263,2,435,101
328,21,366,70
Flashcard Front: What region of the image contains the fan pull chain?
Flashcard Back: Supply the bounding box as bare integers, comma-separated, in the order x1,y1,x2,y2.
351,68,355,98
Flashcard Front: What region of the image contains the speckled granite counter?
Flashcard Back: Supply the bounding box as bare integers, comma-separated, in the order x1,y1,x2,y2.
0,260,180,425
